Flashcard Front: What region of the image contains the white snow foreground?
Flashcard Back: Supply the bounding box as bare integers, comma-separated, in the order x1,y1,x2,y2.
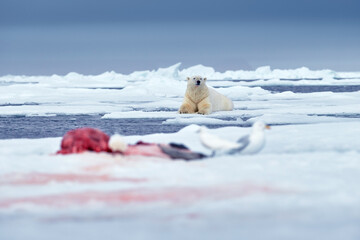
1,122,360,240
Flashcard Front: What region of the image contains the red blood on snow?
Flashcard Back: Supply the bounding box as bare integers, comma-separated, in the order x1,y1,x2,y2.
0,173,147,185
123,142,170,158
0,183,291,208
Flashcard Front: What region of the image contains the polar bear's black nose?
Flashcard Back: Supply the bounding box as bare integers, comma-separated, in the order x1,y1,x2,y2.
196,80,201,85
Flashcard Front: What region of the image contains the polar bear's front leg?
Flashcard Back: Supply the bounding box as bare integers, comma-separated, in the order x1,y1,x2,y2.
197,98,212,115
179,101,197,114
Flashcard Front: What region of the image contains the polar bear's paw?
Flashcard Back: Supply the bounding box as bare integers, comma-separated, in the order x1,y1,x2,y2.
198,101,212,115
179,103,196,114
197,109,211,115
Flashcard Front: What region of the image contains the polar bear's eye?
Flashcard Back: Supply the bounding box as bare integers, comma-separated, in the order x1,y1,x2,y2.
193,78,196,80
200,78,202,80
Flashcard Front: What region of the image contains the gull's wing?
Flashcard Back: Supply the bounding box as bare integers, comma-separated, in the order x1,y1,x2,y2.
225,135,250,154
237,134,250,146
199,129,241,150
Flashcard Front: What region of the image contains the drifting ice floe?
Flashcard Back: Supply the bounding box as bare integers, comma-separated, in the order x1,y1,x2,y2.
1,63,360,127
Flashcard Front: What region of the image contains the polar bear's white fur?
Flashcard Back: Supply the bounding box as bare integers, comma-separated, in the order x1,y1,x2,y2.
179,76,233,115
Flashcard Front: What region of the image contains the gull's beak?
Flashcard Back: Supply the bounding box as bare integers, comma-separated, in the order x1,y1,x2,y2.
265,125,271,130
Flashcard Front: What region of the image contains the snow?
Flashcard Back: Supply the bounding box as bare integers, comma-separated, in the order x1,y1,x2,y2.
1,63,360,240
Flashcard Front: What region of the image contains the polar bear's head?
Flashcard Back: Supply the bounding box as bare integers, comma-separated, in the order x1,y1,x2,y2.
187,76,207,87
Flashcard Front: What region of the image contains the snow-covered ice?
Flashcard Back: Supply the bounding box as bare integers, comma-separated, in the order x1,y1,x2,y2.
1,63,360,240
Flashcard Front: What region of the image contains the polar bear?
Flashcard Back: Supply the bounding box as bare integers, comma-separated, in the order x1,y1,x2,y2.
179,76,233,115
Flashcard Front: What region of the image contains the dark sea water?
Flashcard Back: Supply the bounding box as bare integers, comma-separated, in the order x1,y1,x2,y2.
0,115,181,139
1,85,359,139
260,85,360,93
0,114,257,139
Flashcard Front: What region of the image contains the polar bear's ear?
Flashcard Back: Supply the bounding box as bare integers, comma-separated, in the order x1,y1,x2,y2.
204,77,207,81
187,77,190,81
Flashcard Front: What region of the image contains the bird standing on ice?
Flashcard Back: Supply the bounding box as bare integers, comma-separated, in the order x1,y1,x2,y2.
199,121,271,155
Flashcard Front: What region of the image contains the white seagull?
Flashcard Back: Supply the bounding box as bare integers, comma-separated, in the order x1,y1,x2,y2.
199,121,271,155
